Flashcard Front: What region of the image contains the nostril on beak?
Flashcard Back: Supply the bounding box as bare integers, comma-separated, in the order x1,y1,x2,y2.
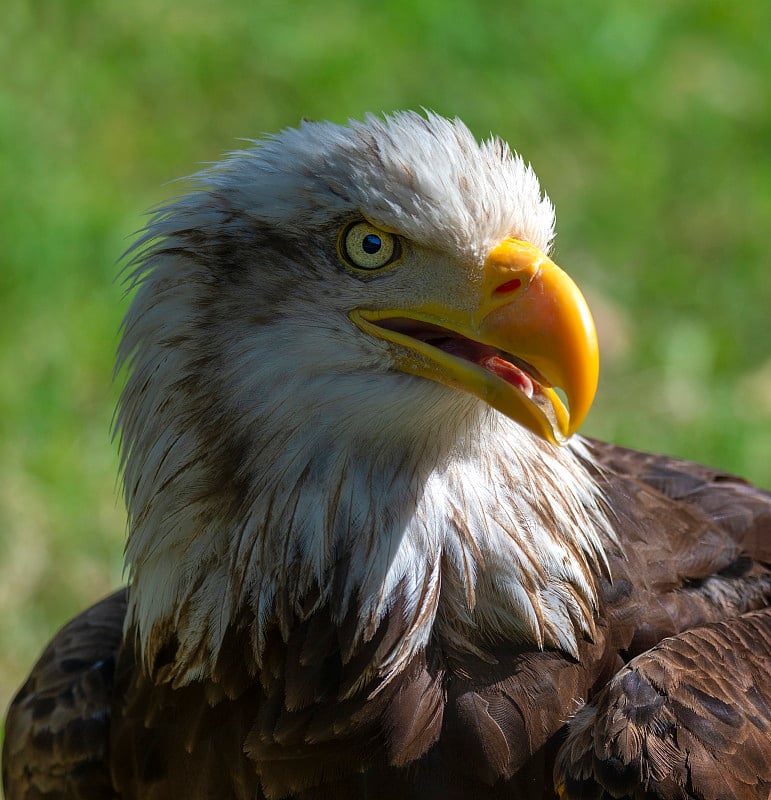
494,278,522,295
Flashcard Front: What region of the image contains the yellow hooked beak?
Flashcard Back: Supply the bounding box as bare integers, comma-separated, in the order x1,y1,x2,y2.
350,238,599,444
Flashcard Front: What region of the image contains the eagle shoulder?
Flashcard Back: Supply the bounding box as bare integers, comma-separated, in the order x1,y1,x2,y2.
555,609,771,799
584,439,771,652
553,442,771,799
586,437,771,558
2,590,127,800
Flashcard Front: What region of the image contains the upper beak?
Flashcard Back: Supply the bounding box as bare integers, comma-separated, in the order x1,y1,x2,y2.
350,238,599,444
477,238,599,439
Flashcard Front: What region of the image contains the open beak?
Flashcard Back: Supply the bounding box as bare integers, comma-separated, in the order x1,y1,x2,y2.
350,238,599,444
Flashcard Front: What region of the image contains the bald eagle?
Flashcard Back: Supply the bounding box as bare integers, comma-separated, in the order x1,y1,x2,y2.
3,112,771,800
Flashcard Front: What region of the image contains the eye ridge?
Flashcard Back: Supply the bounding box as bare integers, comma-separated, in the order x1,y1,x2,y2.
339,221,401,271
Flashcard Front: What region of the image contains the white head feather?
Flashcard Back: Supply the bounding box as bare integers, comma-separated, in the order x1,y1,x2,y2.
116,111,612,685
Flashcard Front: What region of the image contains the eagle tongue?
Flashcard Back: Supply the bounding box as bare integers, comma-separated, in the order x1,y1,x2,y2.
480,354,535,398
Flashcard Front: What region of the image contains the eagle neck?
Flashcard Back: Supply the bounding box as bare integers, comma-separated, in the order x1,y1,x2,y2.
124,394,612,685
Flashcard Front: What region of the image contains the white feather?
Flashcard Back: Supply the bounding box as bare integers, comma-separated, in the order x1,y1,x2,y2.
116,111,613,684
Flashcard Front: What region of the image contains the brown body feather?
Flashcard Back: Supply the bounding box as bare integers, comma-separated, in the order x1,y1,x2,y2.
2,591,126,800
5,442,771,799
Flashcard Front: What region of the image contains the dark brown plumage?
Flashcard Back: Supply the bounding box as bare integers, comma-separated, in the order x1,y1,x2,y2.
3,113,770,799
5,444,770,799
3,592,126,799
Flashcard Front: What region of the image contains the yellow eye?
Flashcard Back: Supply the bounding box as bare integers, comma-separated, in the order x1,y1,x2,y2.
339,221,401,270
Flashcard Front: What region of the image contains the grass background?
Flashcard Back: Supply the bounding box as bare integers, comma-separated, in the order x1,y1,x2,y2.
1,0,770,743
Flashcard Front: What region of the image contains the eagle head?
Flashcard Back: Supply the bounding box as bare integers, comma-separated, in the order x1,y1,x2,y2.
117,111,611,684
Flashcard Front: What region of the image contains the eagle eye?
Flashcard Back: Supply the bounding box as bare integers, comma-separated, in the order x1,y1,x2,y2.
339,221,401,271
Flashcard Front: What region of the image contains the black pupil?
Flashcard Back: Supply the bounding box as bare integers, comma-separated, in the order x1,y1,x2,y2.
362,234,382,254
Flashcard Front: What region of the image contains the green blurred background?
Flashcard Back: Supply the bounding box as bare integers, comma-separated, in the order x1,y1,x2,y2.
1,0,770,735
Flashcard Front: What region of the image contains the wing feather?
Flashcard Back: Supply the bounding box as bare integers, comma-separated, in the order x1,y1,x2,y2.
555,610,771,799
2,591,127,800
